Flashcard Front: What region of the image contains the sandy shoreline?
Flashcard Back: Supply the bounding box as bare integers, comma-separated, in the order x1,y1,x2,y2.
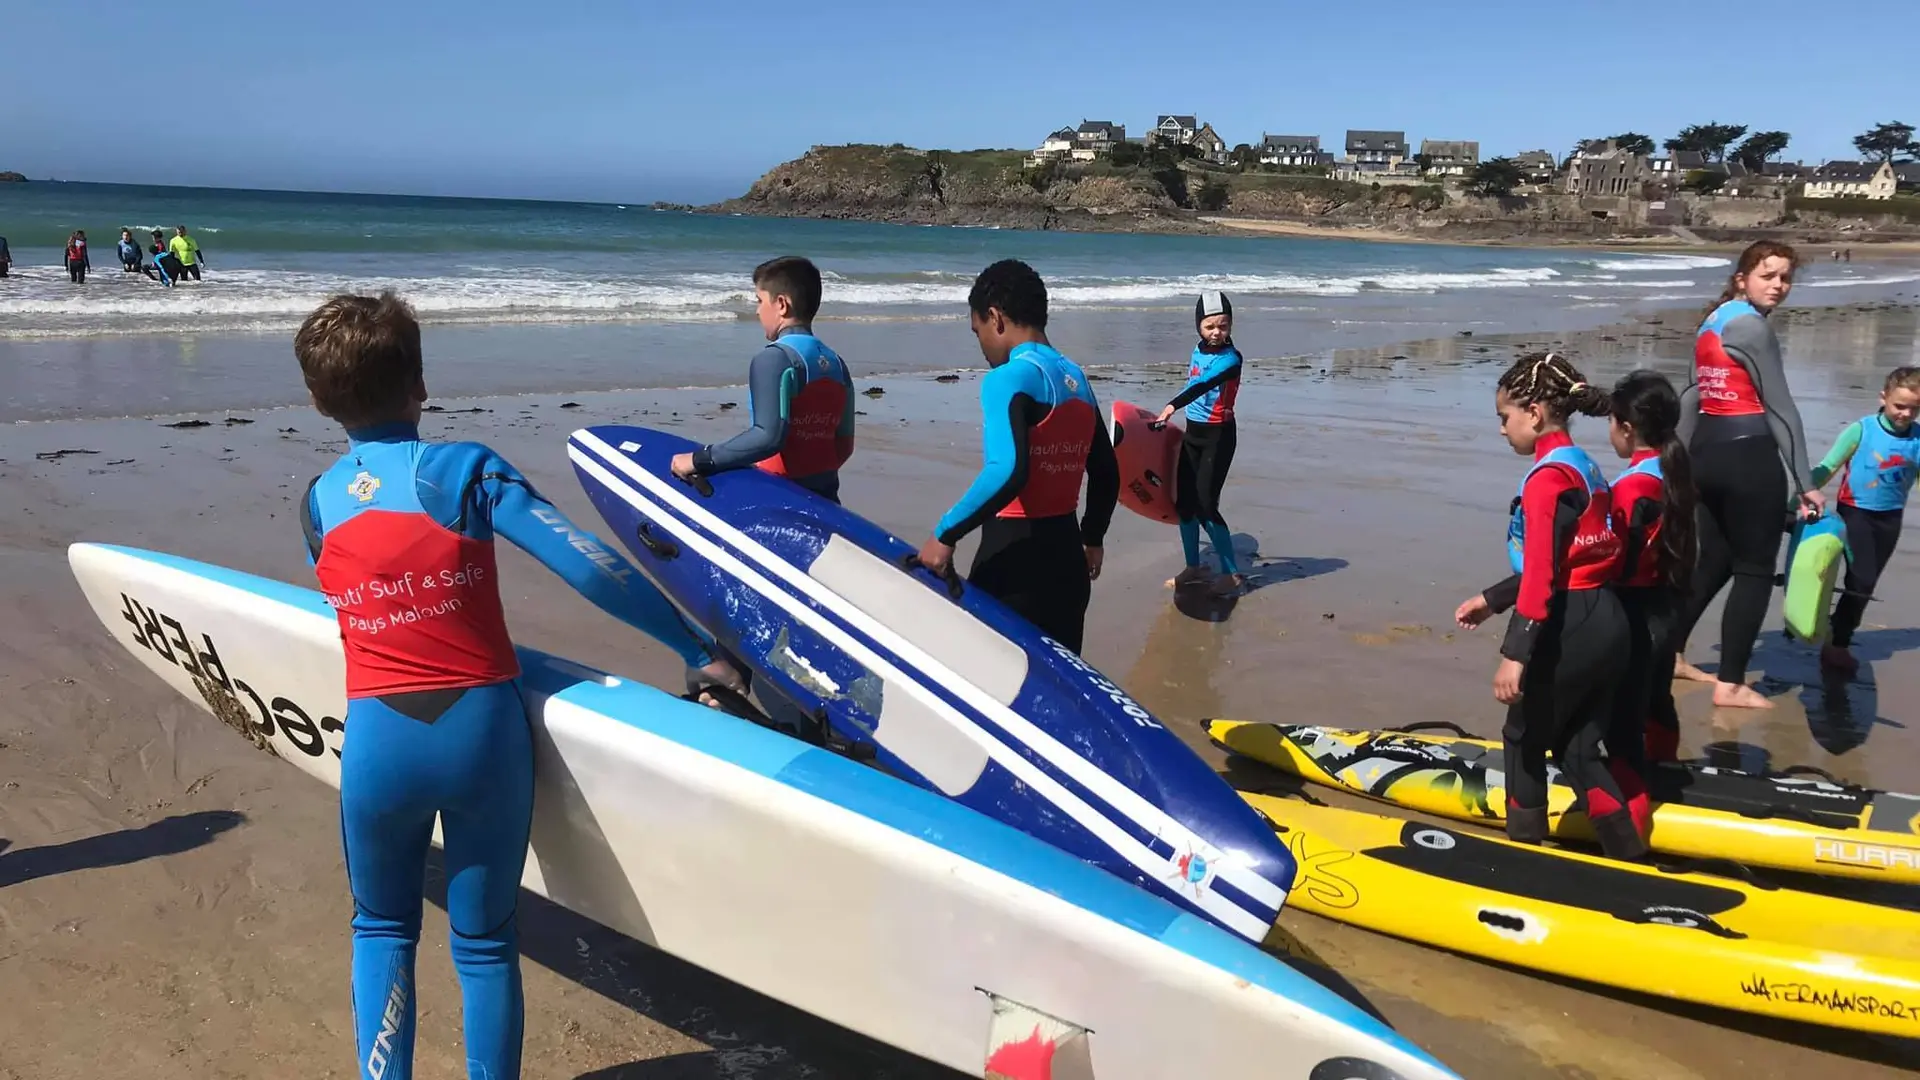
4,301,1920,1077
1202,214,1920,256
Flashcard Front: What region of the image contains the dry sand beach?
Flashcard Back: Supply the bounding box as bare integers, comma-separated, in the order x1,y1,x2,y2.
3,298,1920,1078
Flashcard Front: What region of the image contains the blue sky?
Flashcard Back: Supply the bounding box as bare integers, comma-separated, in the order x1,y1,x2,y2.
9,0,1913,203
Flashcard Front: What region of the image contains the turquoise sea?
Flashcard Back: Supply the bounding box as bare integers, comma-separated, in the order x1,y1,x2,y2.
3,181,1917,421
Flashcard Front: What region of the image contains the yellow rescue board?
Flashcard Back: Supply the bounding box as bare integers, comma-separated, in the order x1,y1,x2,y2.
1208,719,1920,887
1244,792,1920,1037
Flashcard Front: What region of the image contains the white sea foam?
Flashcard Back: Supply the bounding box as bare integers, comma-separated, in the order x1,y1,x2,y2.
1590,254,1733,272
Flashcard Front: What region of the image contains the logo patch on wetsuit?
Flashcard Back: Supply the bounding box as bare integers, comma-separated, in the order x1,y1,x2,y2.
1062,373,1079,393
348,471,382,503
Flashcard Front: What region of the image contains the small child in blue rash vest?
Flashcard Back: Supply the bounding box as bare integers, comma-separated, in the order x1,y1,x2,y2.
671,255,856,503
1158,291,1245,594
292,291,744,1080
1807,365,1920,674
916,259,1120,655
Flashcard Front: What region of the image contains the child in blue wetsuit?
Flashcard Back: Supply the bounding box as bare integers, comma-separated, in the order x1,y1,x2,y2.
1158,291,1245,593
670,255,856,503
916,259,1120,654
1807,365,1920,674
293,292,742,1080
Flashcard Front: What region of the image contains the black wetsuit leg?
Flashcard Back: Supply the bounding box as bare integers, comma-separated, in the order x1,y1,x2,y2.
969,514,1091,653
1502,587,1641,857
1174,418,1236,527
1832,504,1903,648
68,260,85,283
1674,435,1787,684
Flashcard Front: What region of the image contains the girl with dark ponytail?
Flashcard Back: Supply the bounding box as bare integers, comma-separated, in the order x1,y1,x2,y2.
1455,352,1644,860
1607,370,1697,796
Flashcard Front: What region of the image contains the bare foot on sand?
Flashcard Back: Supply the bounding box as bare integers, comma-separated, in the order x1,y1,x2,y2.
1820,644,1859,674
1673,659,1716,683
1712,681,1774,709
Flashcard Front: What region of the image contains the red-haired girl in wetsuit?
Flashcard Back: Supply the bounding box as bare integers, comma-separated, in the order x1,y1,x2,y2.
1605,370,1698,791
1455,352,1646,860
1671,241,1824,708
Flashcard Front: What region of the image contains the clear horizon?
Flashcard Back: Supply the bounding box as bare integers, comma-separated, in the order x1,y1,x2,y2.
9,0,1915,204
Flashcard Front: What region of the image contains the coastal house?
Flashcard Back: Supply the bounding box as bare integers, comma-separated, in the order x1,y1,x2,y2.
1259,134,1325,168
1345,130,1406,172
1073,120,1126,161
1513,150,1558,185
1148,115,1199,150
1027,127,1077,167
1803,160,1898,200
1417,139,1479,176
1191,122,1229,165
1563,141,1649,197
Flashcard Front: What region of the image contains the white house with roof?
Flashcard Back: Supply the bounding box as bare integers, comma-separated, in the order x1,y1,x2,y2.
1072,120,1126,161
1418,139,1480,176
1148,115,1199,149
1027,127,1077,167
1803,160,1898,200
1259,134,1325,167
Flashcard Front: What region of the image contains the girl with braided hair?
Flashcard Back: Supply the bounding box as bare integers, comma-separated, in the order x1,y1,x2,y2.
1455,352,1647,860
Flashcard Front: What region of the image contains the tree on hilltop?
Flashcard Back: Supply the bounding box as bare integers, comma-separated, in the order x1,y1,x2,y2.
1665,123,1748,162
1609,132,1656,156
1109,140,1146,168
1854,121,1916,163
1732,131,1791,170
1464,157,1526,197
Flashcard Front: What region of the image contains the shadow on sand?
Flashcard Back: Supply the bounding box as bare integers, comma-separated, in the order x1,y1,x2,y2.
0,809,245,889
1174,531,1348,622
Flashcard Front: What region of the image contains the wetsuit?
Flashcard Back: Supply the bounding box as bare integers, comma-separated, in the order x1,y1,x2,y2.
1169,341,1243,575
934,342,1120,654
65,240,89,283
151,242,179,286
1813,413,1918,648
1611,451,1679,781
300,422,717,1080
689,327,854,502
118,238,142,271
1674,299,1813,687
0,236,10,277
1480,433,1641,858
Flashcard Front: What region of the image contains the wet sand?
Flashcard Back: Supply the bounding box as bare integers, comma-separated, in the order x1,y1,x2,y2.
3,300,1920,1078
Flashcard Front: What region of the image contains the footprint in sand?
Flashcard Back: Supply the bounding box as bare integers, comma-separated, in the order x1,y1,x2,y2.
1352,624,1435,647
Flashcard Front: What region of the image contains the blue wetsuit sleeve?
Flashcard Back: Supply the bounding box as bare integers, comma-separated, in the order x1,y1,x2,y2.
1811,420,1864,489
935,362,1042,545
695,345,791,475
471,453,715,667
1168,349,1243,411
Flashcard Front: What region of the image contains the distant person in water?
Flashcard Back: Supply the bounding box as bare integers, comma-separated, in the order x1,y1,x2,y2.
150,230,180,286
118,229,143,273
0,234,11,277
168,225,204,281
1158,291,1246,595
65,231,91,284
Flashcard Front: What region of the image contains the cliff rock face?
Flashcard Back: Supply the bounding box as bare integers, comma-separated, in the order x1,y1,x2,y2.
708,144,1203,232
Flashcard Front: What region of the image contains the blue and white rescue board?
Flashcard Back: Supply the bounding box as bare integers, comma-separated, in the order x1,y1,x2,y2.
68,542,1461,1080
565,425,1296,943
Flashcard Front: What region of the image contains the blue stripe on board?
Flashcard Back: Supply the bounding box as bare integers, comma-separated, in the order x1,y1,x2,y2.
567,439,1185,863
86,542,1444,1070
